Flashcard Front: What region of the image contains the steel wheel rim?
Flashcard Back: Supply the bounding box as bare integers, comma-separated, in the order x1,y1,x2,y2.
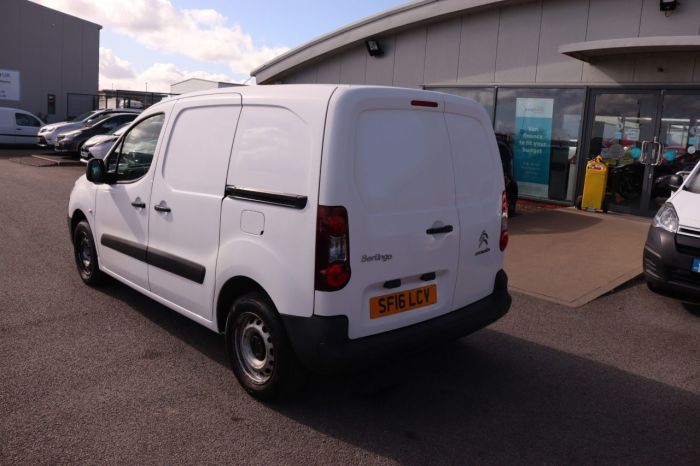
233,311,275,385
77,232,92,275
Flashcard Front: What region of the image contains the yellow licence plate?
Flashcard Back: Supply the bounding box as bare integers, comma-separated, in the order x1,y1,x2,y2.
369,284,437,319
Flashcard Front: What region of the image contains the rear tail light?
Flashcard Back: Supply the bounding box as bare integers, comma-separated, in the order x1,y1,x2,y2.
315,206,351,291
500,191,509,251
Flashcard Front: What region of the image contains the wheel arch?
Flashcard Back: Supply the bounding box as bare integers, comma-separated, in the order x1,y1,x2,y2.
70,209,88,237
216,276,274,333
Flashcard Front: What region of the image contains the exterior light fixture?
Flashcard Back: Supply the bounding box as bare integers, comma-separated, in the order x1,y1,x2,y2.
365,39,383,57
660,0,678,11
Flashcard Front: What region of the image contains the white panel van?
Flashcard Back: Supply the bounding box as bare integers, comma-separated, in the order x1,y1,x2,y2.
0,107,44,145
68,85,511,399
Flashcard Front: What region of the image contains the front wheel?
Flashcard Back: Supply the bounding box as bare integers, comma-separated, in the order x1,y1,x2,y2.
225,292,305,400
72,220,106,286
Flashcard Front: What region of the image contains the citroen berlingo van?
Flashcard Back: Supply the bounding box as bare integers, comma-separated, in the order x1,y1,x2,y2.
68,85,511,399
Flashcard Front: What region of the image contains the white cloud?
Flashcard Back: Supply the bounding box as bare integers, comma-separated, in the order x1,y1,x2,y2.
33,0,288,76
99,47,241,93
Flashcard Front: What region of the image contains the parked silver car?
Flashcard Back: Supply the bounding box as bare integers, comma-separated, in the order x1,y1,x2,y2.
79,122,131,162
37,108,140,148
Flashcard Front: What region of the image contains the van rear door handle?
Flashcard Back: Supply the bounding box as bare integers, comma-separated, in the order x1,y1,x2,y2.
154,204,171,213
131,201,146,208
426,225,453,235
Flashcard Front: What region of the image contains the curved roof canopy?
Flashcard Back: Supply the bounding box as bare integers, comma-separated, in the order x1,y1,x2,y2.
251,0,517,83
559,36,700,62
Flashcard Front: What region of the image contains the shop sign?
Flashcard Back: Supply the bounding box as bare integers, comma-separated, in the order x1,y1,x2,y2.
0,70,20,101
514,98,554,198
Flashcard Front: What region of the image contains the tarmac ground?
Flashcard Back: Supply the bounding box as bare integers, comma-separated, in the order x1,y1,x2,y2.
0,150,698,465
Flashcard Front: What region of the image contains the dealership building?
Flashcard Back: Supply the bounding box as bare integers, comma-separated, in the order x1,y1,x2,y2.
252,0,700,216
0,0,101,123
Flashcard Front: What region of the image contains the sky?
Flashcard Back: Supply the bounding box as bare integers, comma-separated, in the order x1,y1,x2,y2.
32,0,409,93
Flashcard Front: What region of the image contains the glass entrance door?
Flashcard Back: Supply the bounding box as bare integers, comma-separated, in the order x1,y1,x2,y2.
585,90,700,216
586,91,659,214
650,92,700,212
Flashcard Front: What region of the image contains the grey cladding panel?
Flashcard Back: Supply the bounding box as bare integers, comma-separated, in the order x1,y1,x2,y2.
21,3,45,112
339,46,367,84
365,35,396,86
582,56,636,83
81,26,100,93
393,27,427,88
458,10,499,83
495,1,542,83
586,0,643,40
0,0,21,71
634,53,694,83
424,18,461,85
316,56,341,84
639,0,700,36
284,66,318,84
536,0,587,83
62,17,83,93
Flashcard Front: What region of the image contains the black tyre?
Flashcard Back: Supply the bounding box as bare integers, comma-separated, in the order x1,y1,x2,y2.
646,279,664,294
575,195,583,210
225,292,305,400
72,220,106,286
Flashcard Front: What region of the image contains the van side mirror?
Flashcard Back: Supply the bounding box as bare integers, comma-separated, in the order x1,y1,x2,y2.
86,158,113,184
668,174,683,192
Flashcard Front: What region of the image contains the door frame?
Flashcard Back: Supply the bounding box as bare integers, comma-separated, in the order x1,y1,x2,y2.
578,87,688,216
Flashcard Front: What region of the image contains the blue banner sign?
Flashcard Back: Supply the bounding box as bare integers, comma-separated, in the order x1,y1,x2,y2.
514,98,554,198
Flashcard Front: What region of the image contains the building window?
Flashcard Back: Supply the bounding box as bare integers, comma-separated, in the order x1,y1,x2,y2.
494,88,585,202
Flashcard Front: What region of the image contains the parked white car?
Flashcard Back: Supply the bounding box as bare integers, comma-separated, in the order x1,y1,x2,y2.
38,108,140,148
0,107,44,145
644,162,700,298
68,85,511,399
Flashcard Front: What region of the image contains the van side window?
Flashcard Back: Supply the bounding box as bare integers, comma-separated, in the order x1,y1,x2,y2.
107,113,165,182
227,106,310,195
15,113,40,127
163,105,240,195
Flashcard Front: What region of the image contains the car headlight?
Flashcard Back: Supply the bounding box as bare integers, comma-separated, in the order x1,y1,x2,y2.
652,203,679,233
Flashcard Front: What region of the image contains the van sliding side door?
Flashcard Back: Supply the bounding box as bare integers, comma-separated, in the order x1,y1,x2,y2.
146,95,242,322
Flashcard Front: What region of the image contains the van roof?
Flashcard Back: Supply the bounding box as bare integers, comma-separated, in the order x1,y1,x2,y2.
152,84,471,109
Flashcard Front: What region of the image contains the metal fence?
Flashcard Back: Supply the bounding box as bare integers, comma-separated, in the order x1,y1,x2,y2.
66,91,178,120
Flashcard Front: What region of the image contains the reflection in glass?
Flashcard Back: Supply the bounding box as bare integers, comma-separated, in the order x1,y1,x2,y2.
494,88,584,202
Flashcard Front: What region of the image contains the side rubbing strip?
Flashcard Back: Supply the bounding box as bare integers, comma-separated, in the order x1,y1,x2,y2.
100,235,206,284
147,247,206,284
225,185,307,210
101,234,147,262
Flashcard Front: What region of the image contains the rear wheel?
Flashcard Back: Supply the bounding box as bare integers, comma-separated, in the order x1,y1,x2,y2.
575,195,583,210
225,292,305,400
72,220,106,286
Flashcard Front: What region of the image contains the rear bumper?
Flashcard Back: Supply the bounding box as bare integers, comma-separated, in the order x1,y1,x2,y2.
643,226,700,297
281,270,511,373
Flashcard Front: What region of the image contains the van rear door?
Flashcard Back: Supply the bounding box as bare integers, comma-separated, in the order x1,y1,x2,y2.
444,95,505,308
316,88,460,339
